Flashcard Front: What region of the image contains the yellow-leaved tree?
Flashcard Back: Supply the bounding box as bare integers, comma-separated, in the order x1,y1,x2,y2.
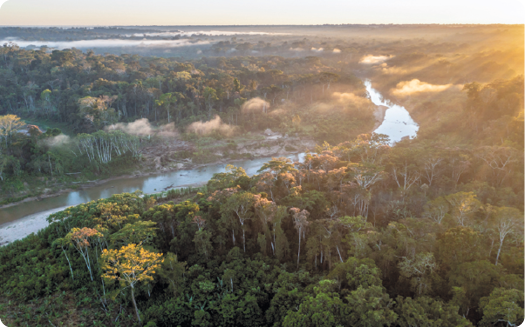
0,114,25,149
65,227,102,281
100,243,163,323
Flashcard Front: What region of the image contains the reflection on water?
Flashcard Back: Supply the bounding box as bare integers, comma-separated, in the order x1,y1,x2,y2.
366,80,419,143
0,153,305,225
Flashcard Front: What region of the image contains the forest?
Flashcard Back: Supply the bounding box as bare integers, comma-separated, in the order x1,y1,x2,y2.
0,44,373,203
0,24,523,326
0,125,523,326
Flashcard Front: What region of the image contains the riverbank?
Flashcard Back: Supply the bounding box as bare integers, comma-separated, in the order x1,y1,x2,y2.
0,207,68,246
0,131,316,210
0,151,306,246
1,81,418,245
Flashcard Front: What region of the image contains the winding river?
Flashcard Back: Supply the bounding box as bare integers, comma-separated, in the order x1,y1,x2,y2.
0,80,418,244
365,80,419,143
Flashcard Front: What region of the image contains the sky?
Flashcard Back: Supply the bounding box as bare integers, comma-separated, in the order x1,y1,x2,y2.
0,0,523,25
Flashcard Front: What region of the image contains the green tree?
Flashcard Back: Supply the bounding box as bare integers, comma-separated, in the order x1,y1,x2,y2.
193,229,213,260
344,285,397,327
445,192,481,227
490,207,523,265
109,220,158,245
283,280,344,327
398,252,437,296
290,208,310,268
157,252,187,297
221,192,255,252
203,87,218,116
479,288,524,327
395,296,473,327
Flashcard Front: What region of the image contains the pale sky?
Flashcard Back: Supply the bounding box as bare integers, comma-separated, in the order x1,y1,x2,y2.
0,0,523,25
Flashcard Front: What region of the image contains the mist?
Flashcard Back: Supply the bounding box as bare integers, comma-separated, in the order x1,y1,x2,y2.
187,115,237,137
331,92,372,107
391,79,456,96
2,38,210,49
242,98,270,114
43,134,70,147
105,118,178,138
360,55,392,64
126,30,290,37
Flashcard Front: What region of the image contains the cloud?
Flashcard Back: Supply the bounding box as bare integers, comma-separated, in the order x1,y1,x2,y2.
1,38,210,50
333,48,341,53
391,79,454,96
311,47,324,52
186,115,236,137
242,97,270,114
359,55,392,64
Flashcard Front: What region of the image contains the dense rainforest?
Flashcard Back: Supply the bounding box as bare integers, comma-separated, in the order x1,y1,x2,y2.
0,25,523,326
0,117,523,326
0,45,376,203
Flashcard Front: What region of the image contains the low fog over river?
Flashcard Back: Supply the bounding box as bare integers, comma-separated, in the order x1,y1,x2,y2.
0,82,419,244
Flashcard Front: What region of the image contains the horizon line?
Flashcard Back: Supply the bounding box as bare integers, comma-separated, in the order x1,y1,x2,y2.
0,23,523,27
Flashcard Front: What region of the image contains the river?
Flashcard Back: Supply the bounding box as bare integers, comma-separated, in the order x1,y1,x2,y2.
0,80,418,245
365,80,419,143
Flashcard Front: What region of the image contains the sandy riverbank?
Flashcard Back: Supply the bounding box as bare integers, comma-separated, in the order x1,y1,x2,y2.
0,206,69,246
373,105,388,130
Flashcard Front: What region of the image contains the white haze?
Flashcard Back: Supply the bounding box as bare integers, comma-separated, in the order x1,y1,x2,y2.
43,134,71,147
1,38,210,49
391,79,457,96
242,97,270,114
359,55,392,64
125,30,290,37
105,118,178,137
187,115,236,137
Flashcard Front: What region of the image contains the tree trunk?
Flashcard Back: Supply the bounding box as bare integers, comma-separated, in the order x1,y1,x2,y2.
62,247,74,281
242,229,246,253
336,246,343,263
495,239,503,265
297,230,301,268
131,287,141,322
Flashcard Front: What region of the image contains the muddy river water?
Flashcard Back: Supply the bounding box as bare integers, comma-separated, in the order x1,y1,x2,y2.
0,80,419,244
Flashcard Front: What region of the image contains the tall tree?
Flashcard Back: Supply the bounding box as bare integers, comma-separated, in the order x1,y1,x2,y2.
101,243,163,323
221,192,255,252
0,114,24,149
491,207,523,265
290,207,310,268
65,227,102,281
445,192,481,227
